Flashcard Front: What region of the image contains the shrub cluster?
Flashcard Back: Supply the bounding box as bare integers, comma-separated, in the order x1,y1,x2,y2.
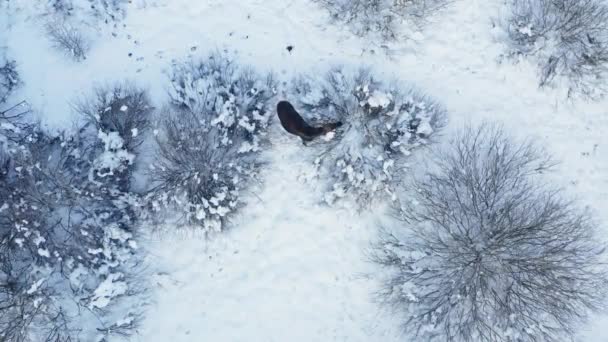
505,0,608,97
147,53,276,233
0,59,19,104
0,85,151,341
314,0,449,42
291,67,446,207
47,0,128,22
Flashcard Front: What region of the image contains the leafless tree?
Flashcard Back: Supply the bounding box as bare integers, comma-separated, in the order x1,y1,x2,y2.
373,123,608,341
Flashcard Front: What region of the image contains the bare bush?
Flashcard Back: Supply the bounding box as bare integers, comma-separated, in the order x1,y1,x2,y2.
0,89,147,341
314,0,449,42
74,84,152,194
76,84,152,153
147,53,276,233
46,0,128,22
505,0,608,97
291,67,446,207
0,59,20,104
87,0,128,22
46,20,89,61
47,0,75,16
373,123,608,341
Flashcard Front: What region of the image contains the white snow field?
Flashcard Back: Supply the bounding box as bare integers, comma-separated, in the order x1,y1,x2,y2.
1,0,607,341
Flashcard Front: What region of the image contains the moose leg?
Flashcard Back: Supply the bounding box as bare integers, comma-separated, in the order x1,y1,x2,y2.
301,135,316,146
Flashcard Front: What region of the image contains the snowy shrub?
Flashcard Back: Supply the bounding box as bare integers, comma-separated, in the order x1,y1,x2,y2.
46,0,128,22
76,84,153,183
46,19,90,61
292,67,446,207
0,59,20,104
47,0,75,16
314,0,449,42
504,0,608,97
86,0,128,22
148,53,276,233
373,123,608,341
0,92,146,341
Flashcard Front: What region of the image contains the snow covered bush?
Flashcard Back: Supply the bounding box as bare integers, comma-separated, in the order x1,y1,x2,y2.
504,0,608,97
0,59,19,104
76,83,152,189
314,0,449,42
47,0,75,16
373,123,608,341
46,0,128,22
292,67,446,207
46,19,90,61
0,88,148,341
148,53,276,233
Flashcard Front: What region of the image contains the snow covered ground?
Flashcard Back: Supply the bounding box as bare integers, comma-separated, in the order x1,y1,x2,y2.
140,128,402,341
1,0,607,341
